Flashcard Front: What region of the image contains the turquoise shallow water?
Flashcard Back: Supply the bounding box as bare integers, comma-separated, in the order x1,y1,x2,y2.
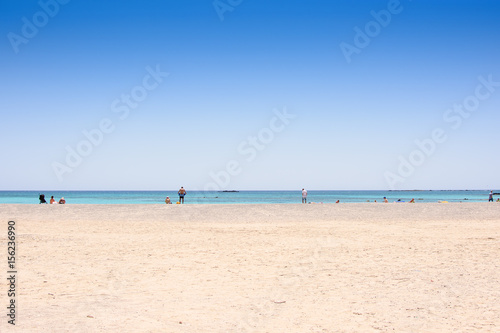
0,190,495,204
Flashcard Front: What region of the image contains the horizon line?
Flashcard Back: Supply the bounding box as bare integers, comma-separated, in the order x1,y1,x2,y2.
0,189,496,192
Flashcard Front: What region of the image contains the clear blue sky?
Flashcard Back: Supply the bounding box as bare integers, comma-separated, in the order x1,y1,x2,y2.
1,0,499,190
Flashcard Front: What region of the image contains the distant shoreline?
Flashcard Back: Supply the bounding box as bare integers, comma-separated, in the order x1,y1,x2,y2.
1,202,496,206
0,189,495,191
1,190,495,204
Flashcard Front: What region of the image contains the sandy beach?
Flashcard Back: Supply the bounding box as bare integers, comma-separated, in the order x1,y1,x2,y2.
0,203,499,332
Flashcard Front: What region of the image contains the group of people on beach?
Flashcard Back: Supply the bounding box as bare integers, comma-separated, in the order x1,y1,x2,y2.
165,187,186,204
37,189,498,204
302,188,396,204
300,189,498,203
39,194,65,204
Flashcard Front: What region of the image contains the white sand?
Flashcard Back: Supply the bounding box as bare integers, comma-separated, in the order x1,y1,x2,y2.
0,203,499,332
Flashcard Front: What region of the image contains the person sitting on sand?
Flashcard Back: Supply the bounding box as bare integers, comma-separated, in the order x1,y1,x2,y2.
409,198,415,203
165,196,172,204
497,198,500,202
58,197,66,204
336,200,340,203
178,187,186,204
383,197,388,203
39,194,47,204
50,196,56,204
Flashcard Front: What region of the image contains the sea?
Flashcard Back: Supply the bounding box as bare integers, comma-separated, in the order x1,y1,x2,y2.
0,190,494,204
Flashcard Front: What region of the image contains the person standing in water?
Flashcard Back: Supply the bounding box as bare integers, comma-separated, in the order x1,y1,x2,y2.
302,188,307,203
178,187,186,204
489,191,494,202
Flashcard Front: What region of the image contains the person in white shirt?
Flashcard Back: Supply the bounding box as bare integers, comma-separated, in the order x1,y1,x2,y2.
302,188,307,203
